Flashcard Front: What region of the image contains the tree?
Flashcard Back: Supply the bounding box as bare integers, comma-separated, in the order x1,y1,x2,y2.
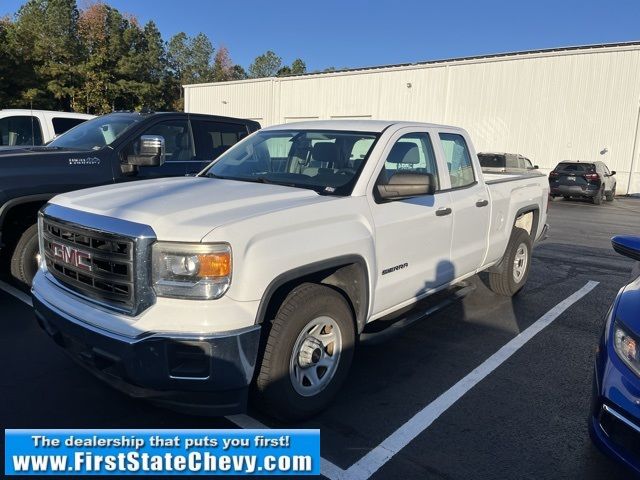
249,50,282,78
276,57,307,77
290,58,306,75
229,64,247,80
213,45,233,82
7,0,82,109
167,32,215,86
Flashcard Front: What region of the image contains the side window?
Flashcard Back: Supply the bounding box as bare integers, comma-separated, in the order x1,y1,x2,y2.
191,120,249,160
603,164,611,175
0,115,43,146
524,158,533,169
439,133,475,188
52,117,87,135
379,132,439,190
131,120,192,162
505,155,519,169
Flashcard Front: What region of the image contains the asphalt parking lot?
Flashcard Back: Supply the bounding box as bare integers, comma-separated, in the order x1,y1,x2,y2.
1,196,640,479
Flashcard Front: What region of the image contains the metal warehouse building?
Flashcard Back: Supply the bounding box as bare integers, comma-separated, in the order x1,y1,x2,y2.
184,42,640,194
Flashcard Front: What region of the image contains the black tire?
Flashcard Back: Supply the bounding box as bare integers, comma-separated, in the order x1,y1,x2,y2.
592,187,603,205
488,227,532,297
605,185,616,202
10,224,40,286
253,283,355,421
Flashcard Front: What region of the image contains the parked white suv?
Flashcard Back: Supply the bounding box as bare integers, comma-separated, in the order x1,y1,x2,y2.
32,120,549,420
0,109,93,146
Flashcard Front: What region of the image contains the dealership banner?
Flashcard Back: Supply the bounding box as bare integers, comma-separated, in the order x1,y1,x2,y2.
4,429,320,476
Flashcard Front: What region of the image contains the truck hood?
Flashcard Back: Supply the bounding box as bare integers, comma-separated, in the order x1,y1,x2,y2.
51,177,336,241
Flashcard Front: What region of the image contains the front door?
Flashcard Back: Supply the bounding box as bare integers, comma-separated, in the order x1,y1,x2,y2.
368,128,453,317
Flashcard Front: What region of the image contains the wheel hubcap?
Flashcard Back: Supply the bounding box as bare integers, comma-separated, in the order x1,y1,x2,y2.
513,243,528,283
289,316,342,397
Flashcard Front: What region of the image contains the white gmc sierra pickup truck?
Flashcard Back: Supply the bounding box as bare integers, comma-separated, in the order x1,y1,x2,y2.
32,120,549,420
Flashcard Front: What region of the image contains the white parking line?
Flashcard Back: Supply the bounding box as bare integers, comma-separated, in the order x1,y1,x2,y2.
341,280,599,480
0,279,32,306
0,280,598,480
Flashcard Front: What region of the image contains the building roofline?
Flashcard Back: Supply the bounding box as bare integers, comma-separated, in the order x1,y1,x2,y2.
183,40,640,89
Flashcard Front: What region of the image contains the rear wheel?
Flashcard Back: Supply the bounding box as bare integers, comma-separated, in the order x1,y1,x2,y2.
10,224,40,286
253,283,355,421
488,227,532,297
592,187,604,205
605,185,616,201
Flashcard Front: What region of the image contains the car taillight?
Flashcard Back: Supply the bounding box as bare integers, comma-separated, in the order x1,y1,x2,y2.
549,171,559,178
584,172,600,181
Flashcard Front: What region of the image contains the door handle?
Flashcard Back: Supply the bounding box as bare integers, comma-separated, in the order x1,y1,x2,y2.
476,199,489,207
436,207,452,216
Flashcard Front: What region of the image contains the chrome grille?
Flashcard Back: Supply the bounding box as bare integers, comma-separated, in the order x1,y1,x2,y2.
40,205,156,316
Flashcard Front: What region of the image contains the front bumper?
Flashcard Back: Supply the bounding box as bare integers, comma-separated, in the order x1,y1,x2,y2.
32,290,262,416
590,339,640,475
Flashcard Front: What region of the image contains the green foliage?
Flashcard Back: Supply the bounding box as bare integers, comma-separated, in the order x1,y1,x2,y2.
249,50,282,78
276,58,307,77
0,1,307,113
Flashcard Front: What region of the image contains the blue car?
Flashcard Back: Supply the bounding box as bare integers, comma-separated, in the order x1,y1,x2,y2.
591,235,640,474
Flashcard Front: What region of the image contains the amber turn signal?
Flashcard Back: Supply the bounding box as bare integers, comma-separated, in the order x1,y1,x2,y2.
198,252,231,277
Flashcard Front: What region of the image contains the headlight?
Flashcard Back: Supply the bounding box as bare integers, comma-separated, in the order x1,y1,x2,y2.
614,322,640,376
152,242,231,299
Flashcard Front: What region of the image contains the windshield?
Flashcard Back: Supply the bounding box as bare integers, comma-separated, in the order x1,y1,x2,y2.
48,114,143,150
202,129,379,195
556,162,594,172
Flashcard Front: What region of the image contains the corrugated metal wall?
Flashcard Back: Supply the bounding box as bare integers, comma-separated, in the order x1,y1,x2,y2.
184,45,640,194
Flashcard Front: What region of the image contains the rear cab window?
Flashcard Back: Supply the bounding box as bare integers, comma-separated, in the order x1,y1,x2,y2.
0,115,43,146
478,154,505,169
439,133,475,188
52,117,88,136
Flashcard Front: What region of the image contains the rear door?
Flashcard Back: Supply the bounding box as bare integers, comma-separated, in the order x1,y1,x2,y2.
436,130,491,277
189,119,251,174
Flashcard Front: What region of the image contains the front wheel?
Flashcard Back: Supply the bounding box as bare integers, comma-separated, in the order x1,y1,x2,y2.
10,224,40,286
488,227,532,296
253,283,355,421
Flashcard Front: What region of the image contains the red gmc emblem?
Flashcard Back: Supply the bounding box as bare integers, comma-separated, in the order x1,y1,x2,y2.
50,241,92,272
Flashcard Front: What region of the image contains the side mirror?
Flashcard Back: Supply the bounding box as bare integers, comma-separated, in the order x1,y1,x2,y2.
531,165,539,169
610,170,617,176
377,172,435,200
612,236,640,262
127,135,165,167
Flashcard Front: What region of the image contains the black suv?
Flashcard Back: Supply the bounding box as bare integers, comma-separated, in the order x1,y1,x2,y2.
549,161,616,205
0,111,260,285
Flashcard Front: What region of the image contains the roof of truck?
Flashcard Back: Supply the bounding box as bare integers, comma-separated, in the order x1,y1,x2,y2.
261,119,464,133
0,109,94,118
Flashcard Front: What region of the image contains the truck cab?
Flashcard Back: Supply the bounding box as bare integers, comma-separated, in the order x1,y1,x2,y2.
0,111,260,285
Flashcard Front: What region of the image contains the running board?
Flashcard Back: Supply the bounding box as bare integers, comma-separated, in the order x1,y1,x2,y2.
359,282,476,346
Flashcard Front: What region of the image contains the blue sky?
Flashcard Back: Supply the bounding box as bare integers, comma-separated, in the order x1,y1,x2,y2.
2,0,639,71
